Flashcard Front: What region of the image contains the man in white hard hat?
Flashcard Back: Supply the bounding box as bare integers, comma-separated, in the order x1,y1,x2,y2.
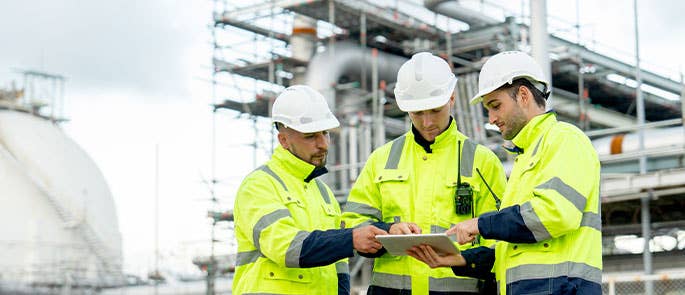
407,51,602,295
233,85,390,295
342,52,507,294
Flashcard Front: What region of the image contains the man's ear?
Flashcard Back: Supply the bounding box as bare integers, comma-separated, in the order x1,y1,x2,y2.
277,132,288,149
518,85,531,106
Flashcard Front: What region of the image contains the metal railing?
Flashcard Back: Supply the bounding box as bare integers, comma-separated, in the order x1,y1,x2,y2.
603,272,685,295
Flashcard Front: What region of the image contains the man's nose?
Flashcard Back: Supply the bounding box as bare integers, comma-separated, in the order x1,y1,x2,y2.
488,110,496,125
422,115,434,127
315,133,329,149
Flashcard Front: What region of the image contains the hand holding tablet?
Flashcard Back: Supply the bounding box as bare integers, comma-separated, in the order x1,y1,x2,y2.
376,233,460,256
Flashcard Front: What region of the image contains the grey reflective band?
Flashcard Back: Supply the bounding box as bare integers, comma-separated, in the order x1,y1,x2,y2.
580,211,602,231
506,262,602,285
431,224,449,234
393,216,401,223
371,273,480,292
336,261,349,274
236,250,262,266
344,201,382,221
314,179,331,204
355,220,374,227
535,177,586,212
253,209,291,251
258,165,288,192
285,230,310,268
460,139,476,177
531,137,543,157
371,272,412,290
429,276,480,292
520,201,552,242
384,135,406,169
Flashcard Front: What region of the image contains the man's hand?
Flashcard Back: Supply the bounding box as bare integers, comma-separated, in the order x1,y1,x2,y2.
389,222,422,235
352,225,388,253
407,244,465,268
446,218,479,245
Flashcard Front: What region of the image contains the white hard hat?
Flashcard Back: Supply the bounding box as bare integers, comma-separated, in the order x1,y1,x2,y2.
271,85,340,133
394,52,457,112
470,51,550,105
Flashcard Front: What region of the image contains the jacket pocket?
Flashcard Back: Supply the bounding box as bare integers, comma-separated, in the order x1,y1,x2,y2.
282,192,309,228
520,156,541,177
373,169,410,184
281,191,305,208
507,240,553,258
374,169,410,223
262,260,313,284
320,202,341,229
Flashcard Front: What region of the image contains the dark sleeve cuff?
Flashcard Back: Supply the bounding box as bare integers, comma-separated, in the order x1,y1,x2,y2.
478,205,536,243
357,247,387,258
371,221,392,232
451,246,495,281
337,273,350,295
300,228,355,268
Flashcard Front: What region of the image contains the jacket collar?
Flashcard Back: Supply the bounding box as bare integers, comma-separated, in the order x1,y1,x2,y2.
271,146,327,182
410,117,457,153
509,111,557,154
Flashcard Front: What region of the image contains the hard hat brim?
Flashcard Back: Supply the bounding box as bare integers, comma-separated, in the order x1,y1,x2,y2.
285,117,340,133
396,78,456,112
470,75,550,105
469,84,499,105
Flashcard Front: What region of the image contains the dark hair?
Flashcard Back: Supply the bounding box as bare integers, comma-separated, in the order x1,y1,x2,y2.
274,122,284,131
496,78,547,108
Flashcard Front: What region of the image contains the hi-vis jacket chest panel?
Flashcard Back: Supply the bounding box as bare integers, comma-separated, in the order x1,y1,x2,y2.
343,120,507,294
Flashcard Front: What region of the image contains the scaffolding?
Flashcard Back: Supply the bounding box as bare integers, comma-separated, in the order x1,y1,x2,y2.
210,0,685,292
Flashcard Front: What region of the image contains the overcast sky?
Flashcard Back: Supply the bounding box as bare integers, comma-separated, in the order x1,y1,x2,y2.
0,0,683,277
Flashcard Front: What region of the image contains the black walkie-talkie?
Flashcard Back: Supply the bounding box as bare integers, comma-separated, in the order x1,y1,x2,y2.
455,140,473,215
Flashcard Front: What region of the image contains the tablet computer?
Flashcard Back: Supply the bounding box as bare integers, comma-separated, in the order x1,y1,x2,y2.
376,233,460,256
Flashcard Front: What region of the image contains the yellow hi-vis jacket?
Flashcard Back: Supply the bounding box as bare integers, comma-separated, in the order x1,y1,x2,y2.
482,113,602,294
343,119,507,294
233,146,349,295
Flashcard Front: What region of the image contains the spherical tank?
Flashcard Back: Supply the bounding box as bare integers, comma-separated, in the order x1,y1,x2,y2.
0,110,122,287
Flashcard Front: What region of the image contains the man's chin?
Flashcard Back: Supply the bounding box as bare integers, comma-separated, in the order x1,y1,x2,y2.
311,158,326,167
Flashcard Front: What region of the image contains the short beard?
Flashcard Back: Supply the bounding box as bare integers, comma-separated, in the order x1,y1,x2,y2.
502,108,527,140
315,157,327,168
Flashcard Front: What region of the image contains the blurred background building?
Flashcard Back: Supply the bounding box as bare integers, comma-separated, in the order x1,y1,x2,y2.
210,0,685,294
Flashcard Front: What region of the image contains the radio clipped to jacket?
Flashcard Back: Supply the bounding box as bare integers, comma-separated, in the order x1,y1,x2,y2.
455,141,473,216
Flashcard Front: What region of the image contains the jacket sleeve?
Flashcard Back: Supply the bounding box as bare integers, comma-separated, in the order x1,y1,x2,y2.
341,151,395,258
479,129,600,243
234,172,354,268
451,246,496,281
342,151,385,228
473,146,507,247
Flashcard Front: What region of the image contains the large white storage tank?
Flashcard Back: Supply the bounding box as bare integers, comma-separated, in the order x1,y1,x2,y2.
0,109,122,291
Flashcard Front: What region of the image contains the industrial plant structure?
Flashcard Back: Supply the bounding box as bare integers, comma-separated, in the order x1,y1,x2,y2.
0,71,123,294
212,0,685,294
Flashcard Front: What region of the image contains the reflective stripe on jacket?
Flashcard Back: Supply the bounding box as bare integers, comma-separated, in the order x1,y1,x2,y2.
343,119,507,294
233,146,348,294
481,113,602,294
